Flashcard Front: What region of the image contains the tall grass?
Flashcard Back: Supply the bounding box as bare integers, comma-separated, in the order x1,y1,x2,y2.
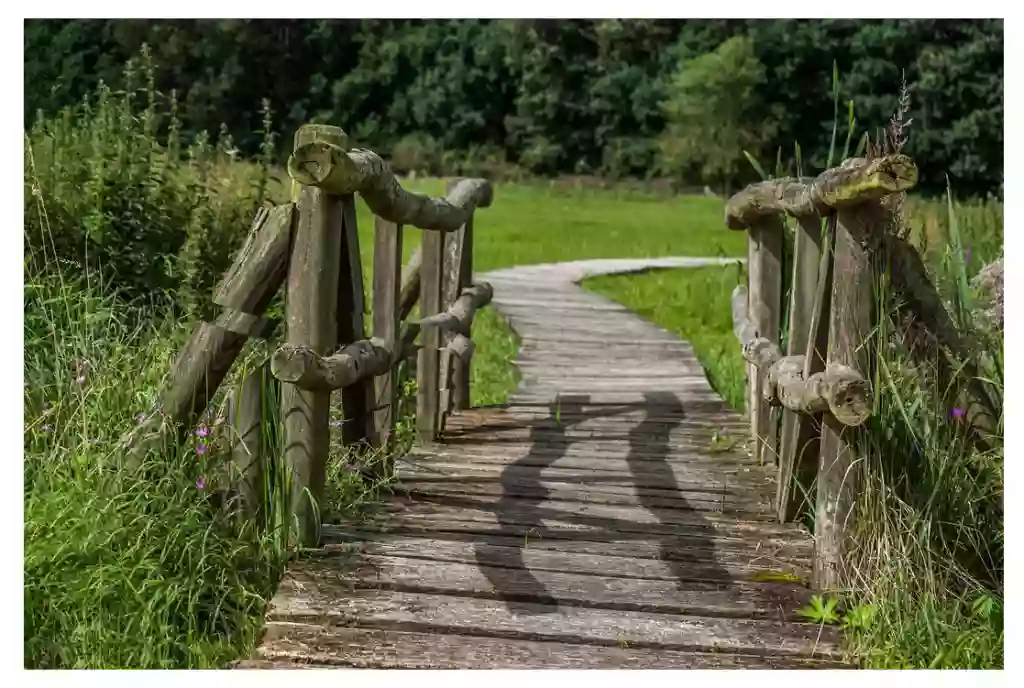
839,196,1003,669
23,47,392,668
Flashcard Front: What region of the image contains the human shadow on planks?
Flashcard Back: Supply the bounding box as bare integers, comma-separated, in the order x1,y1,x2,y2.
471,391,734,615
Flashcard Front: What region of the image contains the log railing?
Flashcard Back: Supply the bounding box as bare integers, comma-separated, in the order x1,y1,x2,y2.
125,123,494,546
725,154,917,590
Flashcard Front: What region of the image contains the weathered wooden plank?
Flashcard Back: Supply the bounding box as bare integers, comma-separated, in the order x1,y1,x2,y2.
321,529,813,569
371,215,403,456
394,477,771,515
416,229,444,443
294,552,813,618
398,247,422,321
281,183,344,545
377,494,805,537
396,460,773,493
248,624,849,669
816,207,876,590
267,587,842,659
777,215,827,522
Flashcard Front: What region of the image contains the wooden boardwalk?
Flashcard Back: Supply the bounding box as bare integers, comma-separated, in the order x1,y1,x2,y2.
241,258,846,669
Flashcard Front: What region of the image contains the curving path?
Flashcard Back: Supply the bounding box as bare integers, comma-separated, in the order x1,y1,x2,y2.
241,257,845,669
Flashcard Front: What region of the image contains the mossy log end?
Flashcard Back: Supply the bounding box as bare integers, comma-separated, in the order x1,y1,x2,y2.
287,129,493,232
416,282,494,335
725,155,918,230
271,338,394,392
732,286,871,426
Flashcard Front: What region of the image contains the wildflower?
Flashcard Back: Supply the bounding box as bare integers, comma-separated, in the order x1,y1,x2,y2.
75,375,86,385
331,419,344,427
196,476,206,490
41,424,53,432
195,426,210,438
134,412,147,424
951,407,966,419
342,463,359,474
195,443,209,456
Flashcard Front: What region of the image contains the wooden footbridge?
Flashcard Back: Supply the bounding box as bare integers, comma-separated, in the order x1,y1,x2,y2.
135,125,924,669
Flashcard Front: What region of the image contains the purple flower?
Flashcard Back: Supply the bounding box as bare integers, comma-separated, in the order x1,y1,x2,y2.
75,375,86,385
194,426,209,438
330,419,344,427
41,424,53,432
196,476,206,490
951,408,966,419
195,443,209,456
134,412,147,424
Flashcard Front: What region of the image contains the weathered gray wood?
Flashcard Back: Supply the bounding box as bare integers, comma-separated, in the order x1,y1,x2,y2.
724,154,918,229
398,248,422,321
281,181,344,545
731,286,871,426
815,207,876,591
778,216,832,522
335,196,375,452
288,138,493,231
450,183,476,411
125,205,294,465
246,625,848,669
744,217,783,465
297,552,813,618
226,360,274,522
322,529,813,569
416,229,444,444
271,339,392,391
267,587,842,659
372,216,403,455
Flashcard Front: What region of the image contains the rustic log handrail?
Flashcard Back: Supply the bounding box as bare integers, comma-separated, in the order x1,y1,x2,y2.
130,122,496,547
724,154,918,230
416,282,494,335
288,126,493,232
724,154,921,591
732,285,871,427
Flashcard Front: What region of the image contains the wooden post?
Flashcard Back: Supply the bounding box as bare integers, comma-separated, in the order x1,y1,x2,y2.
416,230,445,444
336,196,375,452
815,207,875,590
452,214,475,410
746,216,784,465
776,215,832,522
227,359,276,524
281,124,347,546
372,215,403,459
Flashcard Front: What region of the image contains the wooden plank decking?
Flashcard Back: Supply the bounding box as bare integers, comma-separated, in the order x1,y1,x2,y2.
241,258,846,669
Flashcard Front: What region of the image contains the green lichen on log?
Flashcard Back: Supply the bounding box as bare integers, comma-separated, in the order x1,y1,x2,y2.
725,155,918,230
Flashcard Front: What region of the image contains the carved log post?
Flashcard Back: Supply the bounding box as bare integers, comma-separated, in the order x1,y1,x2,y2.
446,179,476,412
281,124,347,545
372,216,403,462
777,215,832,522
815,206,877,590
746,216,784,466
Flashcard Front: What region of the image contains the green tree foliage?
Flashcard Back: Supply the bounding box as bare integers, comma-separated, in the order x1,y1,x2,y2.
24,18,1003,196
657,36,774,193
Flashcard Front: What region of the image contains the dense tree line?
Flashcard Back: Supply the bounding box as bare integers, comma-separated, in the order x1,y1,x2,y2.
24,19,1003,196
